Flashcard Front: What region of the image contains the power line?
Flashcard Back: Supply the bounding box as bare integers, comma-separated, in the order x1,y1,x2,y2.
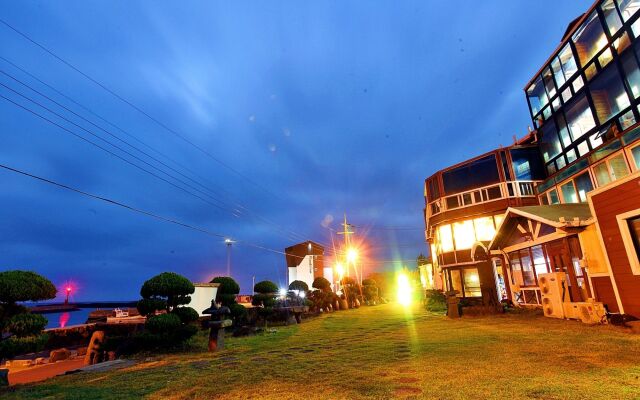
0,161,315,261
0,74,316,244
0,18,282,201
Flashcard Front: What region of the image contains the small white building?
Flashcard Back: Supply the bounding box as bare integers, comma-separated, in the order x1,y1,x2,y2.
285,241,329,290
187,283,220,316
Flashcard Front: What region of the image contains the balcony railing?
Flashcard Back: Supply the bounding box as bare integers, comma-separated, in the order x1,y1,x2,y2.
427,180,540,219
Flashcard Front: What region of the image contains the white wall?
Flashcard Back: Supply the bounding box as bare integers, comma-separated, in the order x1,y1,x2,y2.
288,255,315,289
188,284,219,316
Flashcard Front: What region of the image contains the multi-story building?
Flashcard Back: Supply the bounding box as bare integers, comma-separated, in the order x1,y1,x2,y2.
487,0,640,317
425,0,640,319
424,141,546,305
284,241,331,290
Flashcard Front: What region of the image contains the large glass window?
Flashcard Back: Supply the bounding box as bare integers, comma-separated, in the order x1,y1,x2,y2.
621,51,640,99
439,224,454,252
632,145,640,169
528,75,548,116
540,119,563,162
450,269,463,296
531,246,550,277
561,180,579,203
589,64,631,123
510,147,546,180
474,217,496,242
519,250,536,286
617,0,640,21
603,0,624,35
453,220,475,250
572,12,608,66
543,67,557,98
442,155,500,195
575,172,594,202
549,188,560,204
565,94,597,140
462,268,481,297
558,43,579,82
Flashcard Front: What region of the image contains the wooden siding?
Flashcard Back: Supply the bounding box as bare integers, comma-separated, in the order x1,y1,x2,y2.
591,176,640,317
590,276,619,313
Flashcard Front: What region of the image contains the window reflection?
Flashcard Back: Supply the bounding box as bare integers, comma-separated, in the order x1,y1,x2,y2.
572,12,608,66
617,0,640,21
561,180,579,203
565,94,597,140
540,119,563,162
602,0,623,35
589,64,631,123
575,172,594,202
439,224,454,252
528,75,548,116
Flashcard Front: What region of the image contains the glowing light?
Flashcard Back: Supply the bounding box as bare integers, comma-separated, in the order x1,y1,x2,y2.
397,273,413,306
335,262,344,278
224,238,233,244
66,286,72,293
278,288,287,297
299,291,306,299
346,248,358,263
453,220,475,250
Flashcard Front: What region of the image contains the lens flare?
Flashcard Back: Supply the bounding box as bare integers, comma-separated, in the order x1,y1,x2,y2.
397,273,413,306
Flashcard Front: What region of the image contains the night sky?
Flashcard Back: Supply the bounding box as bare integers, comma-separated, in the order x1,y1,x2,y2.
0,1,590,301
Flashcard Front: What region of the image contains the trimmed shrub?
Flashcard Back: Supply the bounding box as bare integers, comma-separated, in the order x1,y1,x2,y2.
312,277,331,292
254,280,278,294
0,334,49,360
145,313,182,334
425,290,447,313
140,272,194,310
136,298,167,316
229,303,247,321
171,307,199,324
288,280,309,292
211,277,240,307
0,270,57,304
6,313,47,338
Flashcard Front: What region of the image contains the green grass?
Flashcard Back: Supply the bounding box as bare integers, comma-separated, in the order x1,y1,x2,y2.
3,303,640,399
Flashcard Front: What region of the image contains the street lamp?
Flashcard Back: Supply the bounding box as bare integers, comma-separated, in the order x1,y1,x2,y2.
64,286,72,305
346,248,358,264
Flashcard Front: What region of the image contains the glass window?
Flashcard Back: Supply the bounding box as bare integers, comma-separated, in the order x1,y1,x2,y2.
540,119,563,162
556,156,567,170
590,132,604,149
602,0,623,35
462,268,481,297
599,48,614,68
474,217,496,242
577,140,591,156
543,67,557,98
494,214,504,228
561,180,579,203
614,32,632,53
439,224,454,252
573,75,585,92
632,145,640,168
453,220,475,250
442,155,500,195
557,114,572,147
628,217,640,261
575,172,594,202
572,12,608,66
590,64,632,124
450,269,463,296
519,250,535,286
559,43,578,80
562,87,573,103
633,18,640,37
585,62,598,80
610,154,631,180
567,148,578,163
510,147,546,180
551,58,566,88
510,252,524,286
620,109,637,129
621,51,640,99
565,94,597,140
548,188,560,204
594,161,612,186
531,246,550,277
528,75,548,116
617,0,640,21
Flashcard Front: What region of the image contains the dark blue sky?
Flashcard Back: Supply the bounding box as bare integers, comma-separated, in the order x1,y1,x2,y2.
0,1,590,301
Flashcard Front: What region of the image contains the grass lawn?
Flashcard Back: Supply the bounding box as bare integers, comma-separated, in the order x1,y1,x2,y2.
3,303,640,399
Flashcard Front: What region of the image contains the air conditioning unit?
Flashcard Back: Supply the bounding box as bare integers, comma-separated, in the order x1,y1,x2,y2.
538,272,567,319
563,301,607,324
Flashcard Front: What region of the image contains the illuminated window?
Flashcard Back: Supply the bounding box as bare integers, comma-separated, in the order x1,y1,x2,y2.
543,67,557,98
453,220,475,250
572,12,608,66
594,154,630,186
494,214,505,228
540,119,563,162
462,268,481,297
439,224,454,253
528,75,549,116
561,180,579,203
565,94,597,141
575,172,594,202
616,0,640,21
602,0,623,35
548,188,560,204
450,269,463,296
621,51,640,99
589,64,631,124
632,145,640,169
559,43,579,81
474,217,496,242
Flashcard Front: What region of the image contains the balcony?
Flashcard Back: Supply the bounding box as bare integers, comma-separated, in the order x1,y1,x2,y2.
427,180,540,218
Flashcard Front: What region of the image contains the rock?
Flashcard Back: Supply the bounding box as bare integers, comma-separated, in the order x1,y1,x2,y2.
50,348,71,363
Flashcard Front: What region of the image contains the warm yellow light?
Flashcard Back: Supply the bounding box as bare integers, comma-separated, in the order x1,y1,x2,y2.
346,248,358,263
473,217,496,242
453,220,475,250
335,262,344,278
438,224,454,252
397,273,413,306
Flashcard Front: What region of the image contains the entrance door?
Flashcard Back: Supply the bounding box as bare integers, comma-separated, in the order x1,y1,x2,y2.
545,239,584,302
492,258,507,301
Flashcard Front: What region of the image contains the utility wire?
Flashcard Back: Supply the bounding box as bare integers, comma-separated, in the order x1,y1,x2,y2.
0,18,282,201
0,161,315,261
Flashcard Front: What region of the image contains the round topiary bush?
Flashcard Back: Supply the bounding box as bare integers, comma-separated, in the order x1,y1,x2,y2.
210,276,240,306
312,277,331,292
288,280,309,292
136,298,168,317
145,313,182,334
171,306,199,324
254,280,278,294
6,313,48,338
140,272,195,311
0,270,57,305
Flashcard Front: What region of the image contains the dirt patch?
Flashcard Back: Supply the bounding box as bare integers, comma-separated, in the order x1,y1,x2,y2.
393,386,423,397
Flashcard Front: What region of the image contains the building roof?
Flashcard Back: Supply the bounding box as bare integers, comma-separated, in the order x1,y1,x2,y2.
284,240,324,268
489,204,593,250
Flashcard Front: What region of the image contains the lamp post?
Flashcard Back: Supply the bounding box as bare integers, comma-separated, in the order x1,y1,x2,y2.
64,286,72,305
225,238,233,277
